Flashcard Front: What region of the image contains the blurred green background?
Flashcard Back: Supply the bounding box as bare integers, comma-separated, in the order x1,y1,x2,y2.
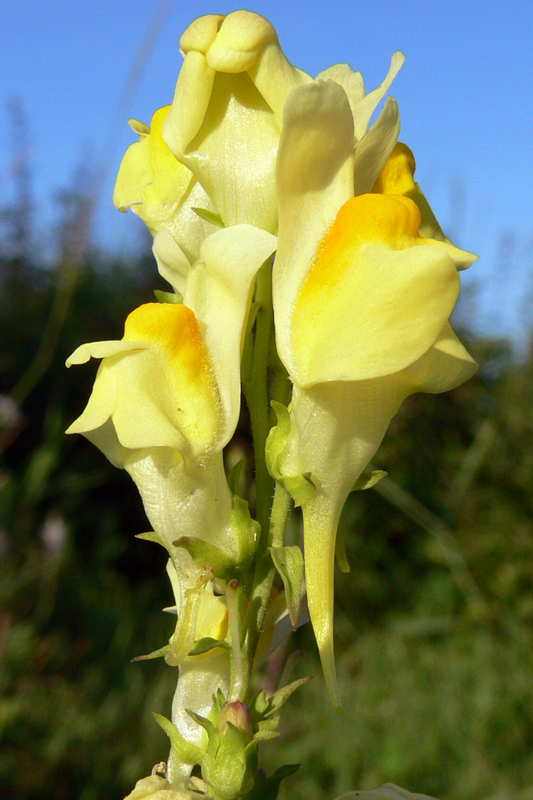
1,117,533,800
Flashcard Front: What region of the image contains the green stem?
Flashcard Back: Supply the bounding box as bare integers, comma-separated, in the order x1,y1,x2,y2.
241,482,291,698
242,261,275,535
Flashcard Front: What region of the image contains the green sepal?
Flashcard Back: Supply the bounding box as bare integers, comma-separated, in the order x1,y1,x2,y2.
189,708,258,800
131,644,171,662
187,708,218,737
212,688,228,718
173,499,259,577
227,459,244,496
265,401,290,479
153,289,183,304
269,546,304,630
135,531,165,547
192,207,225,228
173,536,237,579
188,637,231,657
230,495,260,567
254,714,281,741
351,470,388,492
245,764,300,800
152,712,205,766
249,676,312,724
281,472,315,507
266,401,315,507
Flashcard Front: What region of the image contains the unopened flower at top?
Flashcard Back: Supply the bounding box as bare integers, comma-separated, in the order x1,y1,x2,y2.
161,10,309,232
272,80,477,705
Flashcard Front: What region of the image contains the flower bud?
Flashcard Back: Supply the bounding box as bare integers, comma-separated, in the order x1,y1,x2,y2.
217,701,254,744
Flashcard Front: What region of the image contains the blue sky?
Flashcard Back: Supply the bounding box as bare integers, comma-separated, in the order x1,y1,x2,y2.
1,0,532,342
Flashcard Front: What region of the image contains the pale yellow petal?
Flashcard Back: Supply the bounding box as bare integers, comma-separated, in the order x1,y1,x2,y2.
185,226,276,442
403,322,478,393
352,51,405,141
172,70,281,231
66,339,147,367
205,10,277,72
152,227,191,296
316,63,366,120
66,361,118,436
67,304,221,460
116,304,219,453
274,80,355,373
247,40,310,120
113,134,152,213
163,50,216,157
113,107,194,237
125,449,234,555
180,14,224,54
353,97,400,196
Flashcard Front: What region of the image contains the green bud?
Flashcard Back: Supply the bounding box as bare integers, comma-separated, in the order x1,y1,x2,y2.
218,701,254,744
190,702,258,800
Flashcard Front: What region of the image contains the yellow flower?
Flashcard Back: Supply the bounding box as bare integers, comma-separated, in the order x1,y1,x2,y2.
66,301,236,556
66,225,276,558
113,107,216,264
272,81,477,706
162,10,309,232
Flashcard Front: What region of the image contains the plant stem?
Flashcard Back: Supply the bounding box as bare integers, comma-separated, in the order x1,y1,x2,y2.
242,261,275,535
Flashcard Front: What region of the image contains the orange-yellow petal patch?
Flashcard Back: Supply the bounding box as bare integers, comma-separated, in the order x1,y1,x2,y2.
291,194,460,384
122,303,220,448
300,193,422,302
372,141,416,195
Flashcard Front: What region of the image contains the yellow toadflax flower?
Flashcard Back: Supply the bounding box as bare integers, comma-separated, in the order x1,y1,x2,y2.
272,80,477,706
161,10,309,233
67,224,276,560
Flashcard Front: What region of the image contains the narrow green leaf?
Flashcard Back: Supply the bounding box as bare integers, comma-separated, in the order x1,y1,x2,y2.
135,531,165,547
250,676,312,723
152,712,204,765
231,495,260,566
131,644,171,662
269,545,304,630
188,637,230,657
192,207,225,227
173,536,236,578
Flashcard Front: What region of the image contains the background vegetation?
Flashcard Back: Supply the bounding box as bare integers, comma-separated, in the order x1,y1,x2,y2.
1,121,533,800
